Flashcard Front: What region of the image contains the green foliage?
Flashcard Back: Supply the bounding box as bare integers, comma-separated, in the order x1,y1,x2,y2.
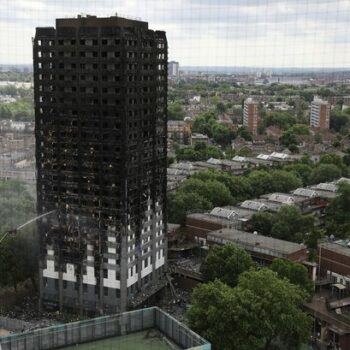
269,170,303,193
188,270,311,350
211,123,235,147
201,243,254,287
0,96,34,121
192,112,217,137
215,102,226,114
264,111,297,130
270,258,314,296
320,153,344,168
283,163,313,186
236,269,311,349
192,111,235,147
288,124,309,135
279,130,298,150
175,143,224,161
309,163,342,184
179,178,233,207
314,133,323,144
193,170,252,202
168,101,185,121
247,170,273,197
271,205,315,242
249,212,274,236
330,109,350,132
305,228,325,261
0,71,32,82
326,182,350,238
167,191,211,225
236,126,253,141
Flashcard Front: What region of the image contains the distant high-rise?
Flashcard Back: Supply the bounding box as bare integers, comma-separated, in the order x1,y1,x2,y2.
310,97,330,129
168,61,179,78
243,98,259,135
33,15,167,314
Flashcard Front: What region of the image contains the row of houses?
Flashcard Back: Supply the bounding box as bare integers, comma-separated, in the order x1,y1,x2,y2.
167,152,301,192
173,177,350,349
185,178,346,246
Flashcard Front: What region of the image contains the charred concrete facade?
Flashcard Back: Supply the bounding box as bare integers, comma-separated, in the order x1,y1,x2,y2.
33,16,167,314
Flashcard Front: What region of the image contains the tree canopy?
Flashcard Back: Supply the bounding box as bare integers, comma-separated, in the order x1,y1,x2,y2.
201,243,254,287
249,205,315,243
270,258,314,297
168,101,186,121
309,163,342,184
326,182,350,238
188,269,311,350
175,142,224,161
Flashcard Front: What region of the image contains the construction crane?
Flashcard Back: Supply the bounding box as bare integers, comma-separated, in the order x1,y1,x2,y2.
0,210,56,245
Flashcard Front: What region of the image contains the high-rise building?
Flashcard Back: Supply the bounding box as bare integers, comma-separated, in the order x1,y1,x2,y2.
243,97,259,135
168,61,179,78
310,96,330,129
33,15,167,314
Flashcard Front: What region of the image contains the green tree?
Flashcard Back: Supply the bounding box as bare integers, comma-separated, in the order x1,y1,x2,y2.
326,182,350,238
283,163,313,186
319,153,344,168
175,143,224,161
237,269,311,350
179,178,233,207
168,101,185,121
215,102,227,114
271,205,315,242
264,111,297,130
192,111,217,137
167,191,211,225
330,109,349,132
237,127,253,141
188,270,311,350
288,124,309,135
269,170,302,193
279,131,298,149
249,212,274,236
193,170,253,202
247,170,273,197
211,124,235,147
201,243,254,287
309,164,342,184
270,258,314,296
314,133,323,144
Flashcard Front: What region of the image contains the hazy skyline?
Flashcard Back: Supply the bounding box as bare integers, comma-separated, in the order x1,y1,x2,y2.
1,0,350,68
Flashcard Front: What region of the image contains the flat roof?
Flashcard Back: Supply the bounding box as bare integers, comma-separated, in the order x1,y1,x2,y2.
309,189,338,199
320,242,350,258
249,199,282,212
56,16,149,29
189,206,257,222
63,330,176,350
208,228,305,257
260,192,307,204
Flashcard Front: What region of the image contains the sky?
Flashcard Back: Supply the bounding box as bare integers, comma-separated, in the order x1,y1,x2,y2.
1,0,350,68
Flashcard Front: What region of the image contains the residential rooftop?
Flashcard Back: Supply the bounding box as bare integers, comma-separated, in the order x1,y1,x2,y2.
208,228,306,259
320,242,350,258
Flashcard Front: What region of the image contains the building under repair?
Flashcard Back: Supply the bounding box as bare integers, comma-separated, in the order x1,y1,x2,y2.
33,15,167,314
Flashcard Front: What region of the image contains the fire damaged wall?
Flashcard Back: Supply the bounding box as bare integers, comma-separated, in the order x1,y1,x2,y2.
33,16,167,314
